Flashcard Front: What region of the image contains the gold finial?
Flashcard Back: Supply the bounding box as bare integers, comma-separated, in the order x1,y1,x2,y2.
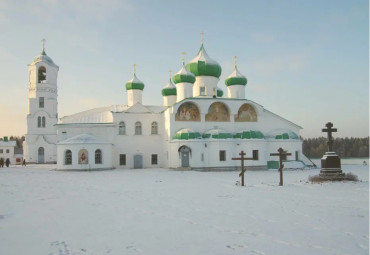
200,31,204,45
41,38,46,51
133,64,136,74
169,70,172,79
181,51,186,64
234,56,237,68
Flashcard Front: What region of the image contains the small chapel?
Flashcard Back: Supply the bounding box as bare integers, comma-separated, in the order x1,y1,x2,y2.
23,37,313,170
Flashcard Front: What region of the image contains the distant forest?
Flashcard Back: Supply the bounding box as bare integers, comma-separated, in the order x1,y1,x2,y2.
1,136,369,158
303,137,369,158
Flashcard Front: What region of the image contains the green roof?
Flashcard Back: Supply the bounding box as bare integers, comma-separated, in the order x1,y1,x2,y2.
173,64,196,84
173,131,202,140
234,130,265,139
217,89,223,97
275,132,299,140
225,67,247,86
162,87,177,96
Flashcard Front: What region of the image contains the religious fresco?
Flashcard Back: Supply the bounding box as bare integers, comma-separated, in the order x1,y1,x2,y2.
175,102,201,121
78,149,89,164
205,102,230,122
235,104,257,122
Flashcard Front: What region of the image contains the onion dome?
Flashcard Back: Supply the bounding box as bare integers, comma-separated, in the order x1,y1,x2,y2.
31,42,58,68
186,43,222,78
173,64,196,84
173,128,202,140
217,88,223,97
162,76,177,96
125,65,145,90
225,56,247,86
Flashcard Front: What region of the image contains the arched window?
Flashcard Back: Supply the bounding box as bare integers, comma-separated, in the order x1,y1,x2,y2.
95,149,102,164
37,116,41,128
38,66,46,83
119,122,126,135
42,116,46,128
234,104,257,122
151,122,158,135
65,150,72,165
135,122,142,135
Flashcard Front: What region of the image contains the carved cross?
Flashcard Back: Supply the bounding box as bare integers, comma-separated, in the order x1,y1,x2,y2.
270,148,291,186
232,150,254,186
322,122,337,152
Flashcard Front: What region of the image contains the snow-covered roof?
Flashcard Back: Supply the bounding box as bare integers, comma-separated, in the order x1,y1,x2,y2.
58,134,110,145
0,141,16,147
60,106,113,124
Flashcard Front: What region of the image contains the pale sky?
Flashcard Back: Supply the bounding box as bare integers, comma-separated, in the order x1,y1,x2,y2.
0,0,368,138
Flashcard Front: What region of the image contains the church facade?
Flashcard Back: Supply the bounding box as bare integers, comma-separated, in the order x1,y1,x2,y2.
24,41,310,170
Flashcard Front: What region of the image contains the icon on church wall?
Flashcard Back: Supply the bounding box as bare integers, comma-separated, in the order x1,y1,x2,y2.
235,104,257,122
78,149,89,164
205,102,230,122
175,102,201,121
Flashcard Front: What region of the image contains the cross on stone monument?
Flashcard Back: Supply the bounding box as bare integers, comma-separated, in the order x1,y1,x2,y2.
322,122,337,152
270,148,291,186
232,150,254,186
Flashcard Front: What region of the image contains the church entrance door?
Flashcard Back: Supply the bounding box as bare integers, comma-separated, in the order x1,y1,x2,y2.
179,146,190,167
38,147,45,163
134,154,143,169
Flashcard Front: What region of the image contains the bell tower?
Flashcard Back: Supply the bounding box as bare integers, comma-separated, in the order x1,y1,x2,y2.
23,39,59,163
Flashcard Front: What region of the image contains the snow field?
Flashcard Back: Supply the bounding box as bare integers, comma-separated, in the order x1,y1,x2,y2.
0,165,368,255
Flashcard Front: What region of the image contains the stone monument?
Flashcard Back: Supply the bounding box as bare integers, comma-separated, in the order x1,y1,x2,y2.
320,122,344,178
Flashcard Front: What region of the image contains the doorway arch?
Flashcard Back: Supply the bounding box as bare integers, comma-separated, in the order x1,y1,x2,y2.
133,154,143,169
178,145,191,167
38,147,45,163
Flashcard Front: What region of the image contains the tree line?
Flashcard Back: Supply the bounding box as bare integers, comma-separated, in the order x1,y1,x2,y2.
303,137,369,158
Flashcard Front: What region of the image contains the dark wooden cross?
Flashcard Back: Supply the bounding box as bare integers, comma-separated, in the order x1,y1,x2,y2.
322,122,337,152
232,150,254,186
270,148,291,186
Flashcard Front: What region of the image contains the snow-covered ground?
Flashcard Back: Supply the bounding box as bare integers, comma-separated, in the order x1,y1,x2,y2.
0,165,368,255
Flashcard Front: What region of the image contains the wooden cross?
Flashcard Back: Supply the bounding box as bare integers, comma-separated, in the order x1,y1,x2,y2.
232,150,254,186
322,122,337,152
270,148,291,186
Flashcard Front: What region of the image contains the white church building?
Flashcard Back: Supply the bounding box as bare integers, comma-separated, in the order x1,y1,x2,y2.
24,40,311,170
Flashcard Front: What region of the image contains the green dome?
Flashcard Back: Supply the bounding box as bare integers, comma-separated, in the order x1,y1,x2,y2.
225,66,247,86
186,44,222,78
162,79,177,96
217,88,223,97
125,74,144,90
173,64,196,84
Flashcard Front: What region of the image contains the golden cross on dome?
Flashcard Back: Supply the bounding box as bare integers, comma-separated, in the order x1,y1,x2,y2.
234,56,237,68
200,31,204,44
133,64,136,74
41,38,46,51
181,51,186,64
169,70,172,79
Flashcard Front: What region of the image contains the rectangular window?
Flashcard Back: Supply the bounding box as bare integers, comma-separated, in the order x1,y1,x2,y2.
120,154,126,165
39,97,44,108
253,150,259,160
295,151,299,161
219,150,226,161
151,154,158,165
200,87,205,96
201,153,204,161
6,149,9,154
0,149,3,153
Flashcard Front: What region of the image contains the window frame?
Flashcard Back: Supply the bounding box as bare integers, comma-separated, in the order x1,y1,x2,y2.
151,154,158,165
118,121,126,135
219,150,226,161
39,97,44,108
135,122,142,135
151,122,158,135
120,154,126,165
95,149,102,164
200,86,206,96
253,150,259,160
64,150,72,165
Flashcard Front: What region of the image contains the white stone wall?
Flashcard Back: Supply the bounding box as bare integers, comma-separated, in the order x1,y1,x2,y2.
163,95,176,106
127,90,142,106
193,76,219,97
227,85,245,99
175,82,193,102
57,143,113,170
